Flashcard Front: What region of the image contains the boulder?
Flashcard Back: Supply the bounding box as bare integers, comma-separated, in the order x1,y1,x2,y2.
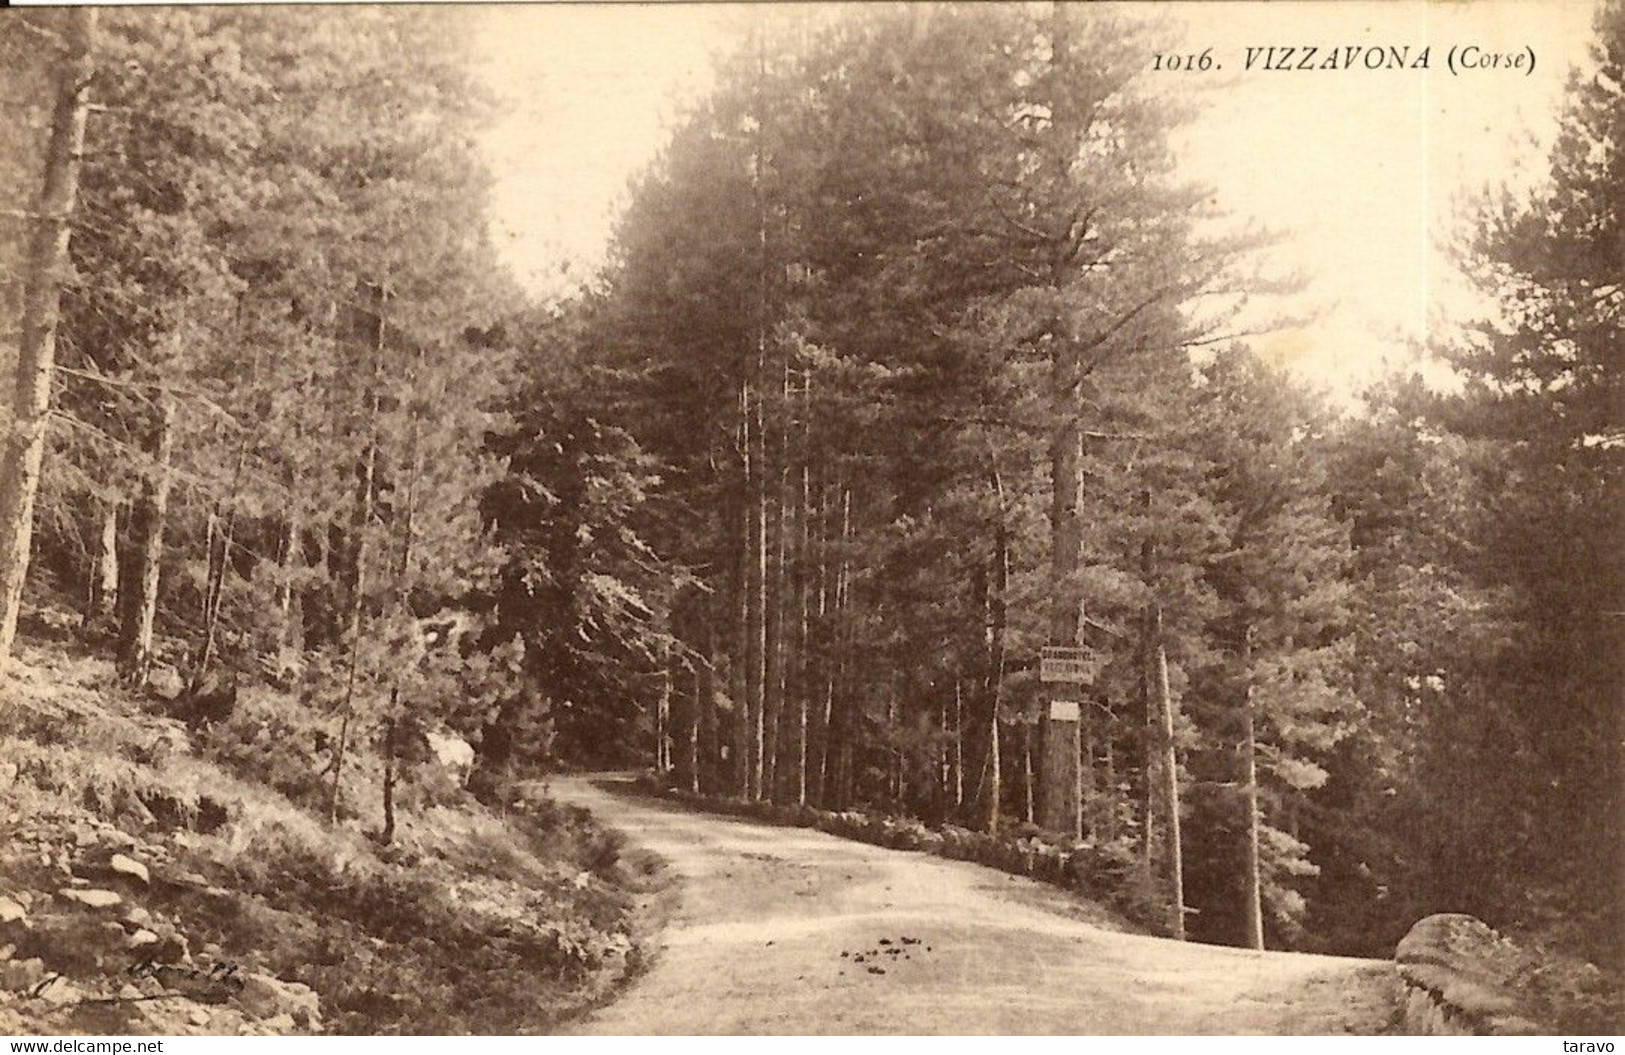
33,976,81,1007
149,666,186,702
0,958,46,993
58,888,121,909
234,972,320,1029
125,929,159,951
152,932,188,965
0,899,24,925
425,731,475,787
109,854,149,885
1396,913,1541,1035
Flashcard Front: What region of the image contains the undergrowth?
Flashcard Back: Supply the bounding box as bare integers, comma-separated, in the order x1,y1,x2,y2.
0,627,649,1036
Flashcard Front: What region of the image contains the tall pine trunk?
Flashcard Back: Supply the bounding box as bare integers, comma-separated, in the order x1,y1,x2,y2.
793,370,812,804
117,394,175,687
1241,627,1265,950
983,447,1009,833
0,9,97,667
1152,604,1186,940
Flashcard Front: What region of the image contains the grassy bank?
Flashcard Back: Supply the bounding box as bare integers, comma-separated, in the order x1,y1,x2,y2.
0,626,662,1035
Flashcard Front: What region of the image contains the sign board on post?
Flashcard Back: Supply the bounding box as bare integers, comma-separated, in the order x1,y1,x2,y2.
1040,645,1091,684
1049,699,1081,722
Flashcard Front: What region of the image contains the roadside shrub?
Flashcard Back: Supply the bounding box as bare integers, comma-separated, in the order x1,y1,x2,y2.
640,775,1172,934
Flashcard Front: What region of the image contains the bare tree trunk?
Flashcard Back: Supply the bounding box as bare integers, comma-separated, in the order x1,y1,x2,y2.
1022,720,1035,825
85,498,119,628
985,450,1009,834
1152,605,1186,940
1141,604,1156,875
819,484,851,808
794,371,812,804
953,680,964,810
656,669,672,776
0,8,97,667
117,394,175,687
689,653,705,793
731,405,751,797
191,434,251,690
381,710,398,842
276,513,304,667
1241,627,1265,950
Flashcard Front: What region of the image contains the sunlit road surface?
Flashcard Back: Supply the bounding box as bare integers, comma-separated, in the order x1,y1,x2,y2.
552,775,1397,1036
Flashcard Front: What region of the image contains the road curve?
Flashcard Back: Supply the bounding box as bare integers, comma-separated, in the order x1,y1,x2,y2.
554,775,1397,1036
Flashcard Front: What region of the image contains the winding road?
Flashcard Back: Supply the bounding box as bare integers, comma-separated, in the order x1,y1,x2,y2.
554,776,1398,1035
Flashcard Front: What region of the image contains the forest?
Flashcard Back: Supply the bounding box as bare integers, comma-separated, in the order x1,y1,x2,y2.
0,0,1618,996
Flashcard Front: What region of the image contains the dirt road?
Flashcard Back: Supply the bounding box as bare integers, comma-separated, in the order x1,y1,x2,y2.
554,776,1398,1035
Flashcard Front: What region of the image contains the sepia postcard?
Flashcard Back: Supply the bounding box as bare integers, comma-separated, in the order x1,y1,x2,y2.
0,0,1618,1041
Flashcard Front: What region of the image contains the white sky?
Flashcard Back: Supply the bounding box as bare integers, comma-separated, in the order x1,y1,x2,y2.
475,1,1601,400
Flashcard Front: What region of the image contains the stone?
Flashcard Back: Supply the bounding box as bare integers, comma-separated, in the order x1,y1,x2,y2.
187,1007,210,1027
1397,913,1540,1035
125,929,159,951
0,958,46,993
235,972,321,1028
33,977,81,1007
59,888,121,909
149,666,185,702
0,899,24,925
426,731,476,785
122,906,153,929
109,855,149,885
153,933,187,965
117,984,143,1002
261,1012,296,1033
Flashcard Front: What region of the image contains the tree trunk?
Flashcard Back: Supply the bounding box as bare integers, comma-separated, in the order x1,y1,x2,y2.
1022,720,1036,825
794,372,812,804
1241,628,1265,950
191,439,251,691
688,654,705,794
953,680,964,810
117,394,175,687
1038,0,1083,840
820,484,851,808
1152,604,1186,940
329,284,385,824
656,669,672,775
730,413,751,797
0,9,97,668
381,711,398,843
85,498,119,628
378,353,423,844
276,514,304,671
984,449,1009,834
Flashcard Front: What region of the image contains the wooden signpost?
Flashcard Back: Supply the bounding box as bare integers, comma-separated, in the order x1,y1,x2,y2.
1040,646,1092,685
1039,646,1089,836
